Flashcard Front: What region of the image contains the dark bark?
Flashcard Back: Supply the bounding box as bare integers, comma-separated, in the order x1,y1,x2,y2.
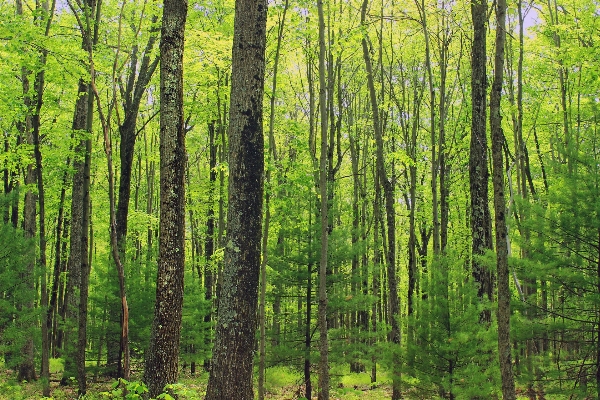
316,0,330,396
15,0,42,383
77,114,92,395
490,0,515,396
349,131,364,374
203,121,216,372
115,19,159,255
63,0,98,390
20,87,36,384
107,16,159,379
30,3,54,390
469,0,493,322
144,0,187,397
205,0,266,397
61,77,89,386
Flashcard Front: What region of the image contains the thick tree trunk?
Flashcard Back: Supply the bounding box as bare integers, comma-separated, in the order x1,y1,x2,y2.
205,0,266,397
144,0,187,397
469,0,493,322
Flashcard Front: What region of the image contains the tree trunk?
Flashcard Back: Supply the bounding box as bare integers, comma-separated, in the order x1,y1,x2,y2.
305,197,314,400
115,19,159,255
30,4,55,393
144,0,187,397
361,0,400,397
204,0,266,397
259,2,288,396
469,0,493,322
61,76,89,386
490,0,516,396
17,44,36,386
203,121,217,372
316,0,330,397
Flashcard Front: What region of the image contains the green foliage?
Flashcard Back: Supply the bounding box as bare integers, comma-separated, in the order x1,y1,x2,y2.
100,379,148,399
407,251,501,398
0,221,37,370
180,273,212,368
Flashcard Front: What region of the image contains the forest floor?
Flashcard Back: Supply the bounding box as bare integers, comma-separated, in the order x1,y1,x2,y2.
0,360,541,399
0,360,400,399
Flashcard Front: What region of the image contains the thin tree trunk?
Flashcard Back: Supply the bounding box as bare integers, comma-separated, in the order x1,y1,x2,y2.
19,57,37,388
144,0,187,396
316,0,330,397
490,0,516,395
305,193,313,400
258,181,270,400
203,121,217,372
115,16,159,253
361,0,400,397
259,2,288,396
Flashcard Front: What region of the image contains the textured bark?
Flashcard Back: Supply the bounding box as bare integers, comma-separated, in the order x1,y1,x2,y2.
490,0,516,396
469,0,493,322
316,0,330,397
144,0,187,397
61,77,89,386
205,0,266,397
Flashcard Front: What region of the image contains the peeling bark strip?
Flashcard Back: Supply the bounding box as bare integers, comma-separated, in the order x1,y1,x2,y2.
144,0,187,398
205,0,267,398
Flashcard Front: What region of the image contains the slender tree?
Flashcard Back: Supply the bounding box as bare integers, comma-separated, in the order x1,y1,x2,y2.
316,0,330,397
361,0,401,397
490,0,516,395
205,0,267,397
144,0,188,396
61,0,97,386
15,0,36,382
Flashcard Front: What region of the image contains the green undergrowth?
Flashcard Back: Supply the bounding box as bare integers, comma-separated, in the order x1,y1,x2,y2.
0,361,534,399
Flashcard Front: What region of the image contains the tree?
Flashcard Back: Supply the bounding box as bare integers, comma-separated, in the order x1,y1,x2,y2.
316,0,330,397
204,0,267,397
469,0,493,322
61,0,97,387
489,0,515,394
361,0,401,397
143,0,188,396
